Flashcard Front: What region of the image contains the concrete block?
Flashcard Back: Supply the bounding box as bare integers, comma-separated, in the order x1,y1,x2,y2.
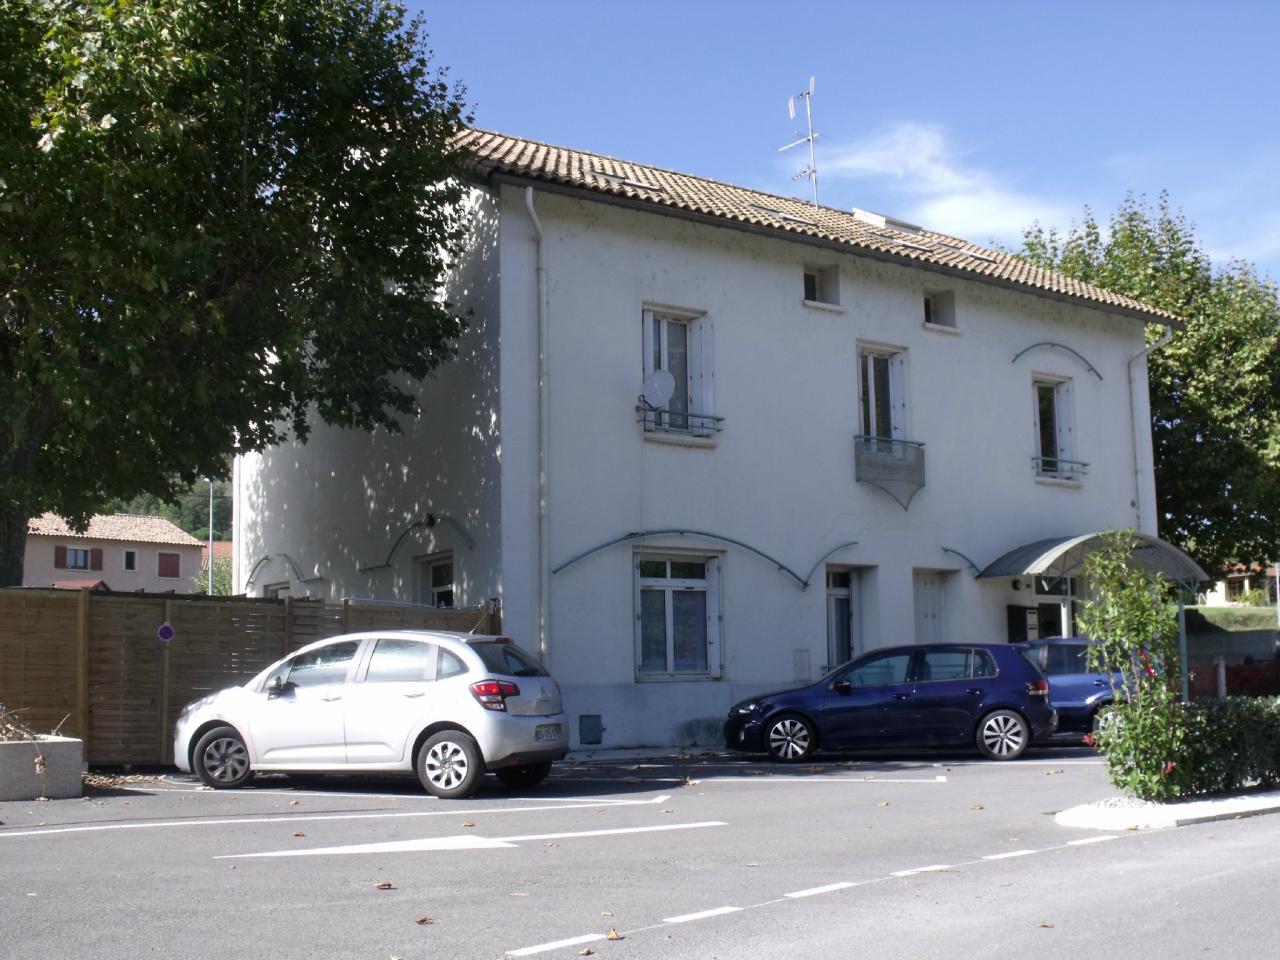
0,736,85,801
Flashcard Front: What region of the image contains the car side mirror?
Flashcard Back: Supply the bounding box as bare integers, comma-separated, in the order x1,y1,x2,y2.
266,676,293,699
833,679,852,695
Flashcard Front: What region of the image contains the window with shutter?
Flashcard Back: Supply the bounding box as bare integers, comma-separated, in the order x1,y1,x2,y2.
157,552,180,579
640,308,720,436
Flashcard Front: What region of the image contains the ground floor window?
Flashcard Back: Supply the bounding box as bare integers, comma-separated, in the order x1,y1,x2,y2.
635,553,721,678
414,553,454,608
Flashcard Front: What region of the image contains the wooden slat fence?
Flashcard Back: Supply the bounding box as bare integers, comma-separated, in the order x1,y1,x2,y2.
0,589,499,766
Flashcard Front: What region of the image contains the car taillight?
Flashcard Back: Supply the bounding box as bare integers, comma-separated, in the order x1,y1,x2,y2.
470,679,520,711
1026,678,1050,698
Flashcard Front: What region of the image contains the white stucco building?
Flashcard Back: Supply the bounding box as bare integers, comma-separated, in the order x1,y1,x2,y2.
234,128,1205,748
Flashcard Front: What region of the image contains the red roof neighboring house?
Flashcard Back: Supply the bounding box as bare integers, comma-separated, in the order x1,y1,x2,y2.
50,579,112,592
201,541,234,571
28,513,202,546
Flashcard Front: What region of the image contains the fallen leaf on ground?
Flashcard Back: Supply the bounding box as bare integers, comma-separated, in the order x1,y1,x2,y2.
601,911,613,917
544,842,558,847
970,804,984,811
374,880,394,890
415,916,433,925
1036,921,1054,929
290,800,299,806
292,831,305,838
681,775,696,786
461,820,476,828
745,862,760,867
510,892,529,897
877,800,889,807
1044,769,1064,776
579,949,594,956
808,766,824,774
749,770,770,776
661,809,672,813
605,928,624,941
863,775,875,781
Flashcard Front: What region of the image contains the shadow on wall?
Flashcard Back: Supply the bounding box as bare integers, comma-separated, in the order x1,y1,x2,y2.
240,193,503,605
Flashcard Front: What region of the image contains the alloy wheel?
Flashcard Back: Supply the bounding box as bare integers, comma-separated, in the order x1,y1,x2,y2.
423,740,470,790
768,717,812,760
202,737,249,784
981,713,1026,757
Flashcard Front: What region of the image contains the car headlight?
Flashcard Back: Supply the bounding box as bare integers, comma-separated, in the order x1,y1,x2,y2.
178,695,213,721
733,702,761,716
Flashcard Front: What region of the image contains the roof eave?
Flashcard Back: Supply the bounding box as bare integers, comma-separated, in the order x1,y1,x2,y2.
475,167,1181,329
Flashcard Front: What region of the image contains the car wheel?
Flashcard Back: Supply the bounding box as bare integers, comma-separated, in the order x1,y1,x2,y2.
193,726,252,788
494,761,553,789
766,714,816,762
417,730,485,799
976,710,1029,760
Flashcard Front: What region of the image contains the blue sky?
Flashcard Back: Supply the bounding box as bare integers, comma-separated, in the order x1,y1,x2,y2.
418,1,1280,281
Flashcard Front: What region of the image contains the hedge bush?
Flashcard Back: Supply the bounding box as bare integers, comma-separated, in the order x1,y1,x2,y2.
1096,696,1280,800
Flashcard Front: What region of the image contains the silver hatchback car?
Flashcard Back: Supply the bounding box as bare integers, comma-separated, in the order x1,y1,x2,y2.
173,631,567,798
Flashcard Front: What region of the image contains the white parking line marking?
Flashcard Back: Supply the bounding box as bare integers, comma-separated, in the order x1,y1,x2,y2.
709,775,947,784
506,933,605,956
662,906,742,924
982,849,1040,860
0,795,672,840
891,864,952,876
217,821,728,859
1067,835,1119,845
785,881,859,898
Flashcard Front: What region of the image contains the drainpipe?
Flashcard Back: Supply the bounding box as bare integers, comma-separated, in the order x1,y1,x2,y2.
1127,325,1173,534
524,187,551,668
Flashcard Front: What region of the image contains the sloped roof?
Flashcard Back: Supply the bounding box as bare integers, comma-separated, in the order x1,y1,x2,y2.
457,128,1178,325
28,513,202,547
202,541,234,561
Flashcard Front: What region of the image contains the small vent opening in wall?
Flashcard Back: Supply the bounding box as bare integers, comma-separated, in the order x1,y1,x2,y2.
579,714,604,745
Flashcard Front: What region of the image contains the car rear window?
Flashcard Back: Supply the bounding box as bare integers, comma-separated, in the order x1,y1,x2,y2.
469,641,548,677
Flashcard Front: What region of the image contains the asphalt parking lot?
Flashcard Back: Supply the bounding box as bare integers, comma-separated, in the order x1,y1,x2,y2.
6,745,1272,960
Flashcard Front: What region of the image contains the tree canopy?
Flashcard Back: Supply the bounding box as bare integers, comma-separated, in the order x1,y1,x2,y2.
1018,194,1280,576
0,0,471,585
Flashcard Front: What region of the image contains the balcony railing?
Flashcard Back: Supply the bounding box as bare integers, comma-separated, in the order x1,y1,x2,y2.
853,435,926,509
1032,456,1089,481
636,405,725,436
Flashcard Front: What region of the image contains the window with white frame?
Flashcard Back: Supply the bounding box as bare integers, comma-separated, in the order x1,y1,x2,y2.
635,554,721,678
415,553,454,607
1033,377,1081,479
803,264,839,305
641,308,718,435
858,346,908,443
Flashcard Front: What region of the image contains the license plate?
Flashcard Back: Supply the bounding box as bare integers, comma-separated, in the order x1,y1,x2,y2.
535,723,562,743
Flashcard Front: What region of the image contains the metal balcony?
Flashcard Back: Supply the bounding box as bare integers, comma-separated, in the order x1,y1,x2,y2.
636,405,724,436
854,435,926,509
1032,456,1089,481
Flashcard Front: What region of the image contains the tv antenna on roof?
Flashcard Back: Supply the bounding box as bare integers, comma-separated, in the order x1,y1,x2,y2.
779,75,819,208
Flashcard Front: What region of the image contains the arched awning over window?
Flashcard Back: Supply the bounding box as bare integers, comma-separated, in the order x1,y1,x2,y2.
977,532,1208,584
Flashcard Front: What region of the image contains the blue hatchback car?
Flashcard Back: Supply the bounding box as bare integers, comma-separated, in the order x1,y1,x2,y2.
724,643,1057,762
1014,637,1125,735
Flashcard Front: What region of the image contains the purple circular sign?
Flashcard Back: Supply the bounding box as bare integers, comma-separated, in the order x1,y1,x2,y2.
156,621,175,643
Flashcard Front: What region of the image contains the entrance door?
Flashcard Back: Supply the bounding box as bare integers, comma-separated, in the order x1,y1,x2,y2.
913,571,947,646
826,569,854,671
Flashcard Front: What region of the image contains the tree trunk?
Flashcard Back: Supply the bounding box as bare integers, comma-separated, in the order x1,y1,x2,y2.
0,501,30,587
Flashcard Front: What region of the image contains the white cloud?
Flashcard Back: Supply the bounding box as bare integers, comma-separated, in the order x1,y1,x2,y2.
820,122,1074,243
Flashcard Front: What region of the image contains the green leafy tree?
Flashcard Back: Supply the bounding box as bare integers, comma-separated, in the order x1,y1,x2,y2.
1078,530,1185,801
108,479,233,541
190,556,233,596
0,0,471,586
1018,195,1280,575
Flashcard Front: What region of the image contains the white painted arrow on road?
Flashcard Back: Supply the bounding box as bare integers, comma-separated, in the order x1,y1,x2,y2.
216,820,728,859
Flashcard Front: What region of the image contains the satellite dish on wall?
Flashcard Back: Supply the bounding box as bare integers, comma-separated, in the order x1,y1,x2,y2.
640,370,675,408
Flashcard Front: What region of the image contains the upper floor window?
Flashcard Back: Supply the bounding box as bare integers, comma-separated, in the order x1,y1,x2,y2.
803,265,839,306
640,308,719,436
1032,377,1085,480
123,550,137,572
923,290,956,329
858,346,908,442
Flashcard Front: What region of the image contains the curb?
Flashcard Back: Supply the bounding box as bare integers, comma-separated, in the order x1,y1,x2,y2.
1056,788,1280,830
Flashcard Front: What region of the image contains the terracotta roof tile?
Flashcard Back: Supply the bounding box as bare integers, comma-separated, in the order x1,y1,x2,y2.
27,513,202,546
457,128,1178,325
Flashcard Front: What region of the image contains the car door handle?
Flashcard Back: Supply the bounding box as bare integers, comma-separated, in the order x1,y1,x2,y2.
1093,680,1108,686
401,691,425,699
966,688,983,696
892,693,911,701
320,694,342,702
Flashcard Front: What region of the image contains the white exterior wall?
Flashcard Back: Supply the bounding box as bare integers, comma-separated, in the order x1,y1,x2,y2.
234,181,1161,750
234,189,504,606
23,537,202,592
511,189,1153,748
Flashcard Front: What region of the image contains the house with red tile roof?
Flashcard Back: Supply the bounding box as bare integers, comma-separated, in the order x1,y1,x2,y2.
24,513,203,593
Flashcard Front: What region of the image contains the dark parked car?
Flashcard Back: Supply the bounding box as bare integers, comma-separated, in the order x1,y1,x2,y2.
1014,636,1125,735
724,643,1057,762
